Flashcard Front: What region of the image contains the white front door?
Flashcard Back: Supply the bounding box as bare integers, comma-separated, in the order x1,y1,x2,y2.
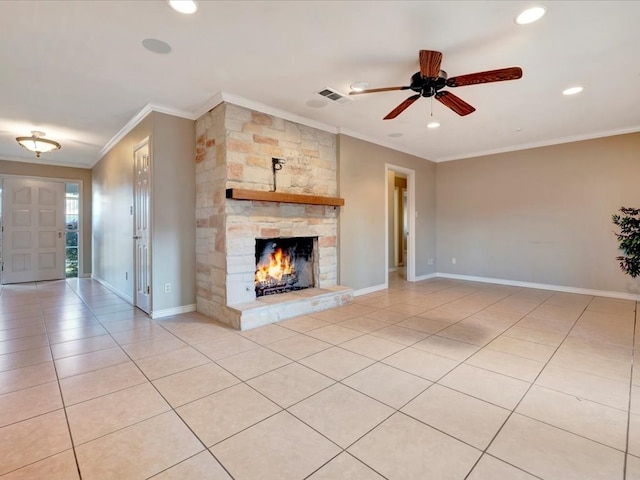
134,140,151,313
1,178,65,284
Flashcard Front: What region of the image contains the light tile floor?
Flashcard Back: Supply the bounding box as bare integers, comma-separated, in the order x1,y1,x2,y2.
0,275,638,479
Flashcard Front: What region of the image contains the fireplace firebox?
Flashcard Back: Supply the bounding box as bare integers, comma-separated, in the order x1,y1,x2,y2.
255,237,318,297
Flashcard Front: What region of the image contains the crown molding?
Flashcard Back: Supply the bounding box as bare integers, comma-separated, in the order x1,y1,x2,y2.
198,91,338,134
93,103,195,167
436,125,640,163
96,93,341,170
0,153,91,169
337,127,434,163
94,96,640,170
191,91,225,119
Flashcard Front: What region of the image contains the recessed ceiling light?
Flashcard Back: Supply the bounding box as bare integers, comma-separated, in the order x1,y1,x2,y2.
562,86,584,96
168,0,198,14
142,38,172,54
515,6,546,25
350,82,369,92
427,121,440,129
389,133,403,138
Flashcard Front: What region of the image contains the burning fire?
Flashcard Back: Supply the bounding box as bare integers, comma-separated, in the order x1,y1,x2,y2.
255,247,295,284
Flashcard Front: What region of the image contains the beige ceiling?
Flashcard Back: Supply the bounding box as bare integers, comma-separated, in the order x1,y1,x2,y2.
1,0,639,168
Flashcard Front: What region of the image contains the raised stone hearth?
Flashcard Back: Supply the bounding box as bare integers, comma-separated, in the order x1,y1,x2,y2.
228,286,353,330
195,103,351,330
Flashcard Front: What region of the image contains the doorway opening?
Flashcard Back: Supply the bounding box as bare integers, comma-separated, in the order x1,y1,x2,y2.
385,164,415,285
0,178,82,284
1,177,65,284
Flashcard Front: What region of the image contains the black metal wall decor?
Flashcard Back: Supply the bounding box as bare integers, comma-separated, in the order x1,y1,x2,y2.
271,157,286,192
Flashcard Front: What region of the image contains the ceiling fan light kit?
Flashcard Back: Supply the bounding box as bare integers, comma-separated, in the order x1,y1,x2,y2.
15,131,61,158
349,49,523,121
350,81,369,92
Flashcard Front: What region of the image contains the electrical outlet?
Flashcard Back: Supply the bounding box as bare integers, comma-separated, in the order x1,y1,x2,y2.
428,258,434,265
452,258,457,265
164,283,171,294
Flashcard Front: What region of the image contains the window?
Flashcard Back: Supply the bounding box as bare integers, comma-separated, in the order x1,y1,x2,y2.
65,183,79,278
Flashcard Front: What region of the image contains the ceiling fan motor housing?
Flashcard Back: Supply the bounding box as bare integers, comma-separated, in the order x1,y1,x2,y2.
410,71,448,97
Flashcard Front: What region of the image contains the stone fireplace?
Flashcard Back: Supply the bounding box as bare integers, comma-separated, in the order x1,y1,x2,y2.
195,103,353,330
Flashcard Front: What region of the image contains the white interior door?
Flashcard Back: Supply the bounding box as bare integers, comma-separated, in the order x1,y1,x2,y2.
1,178,65,284
134,141,151,313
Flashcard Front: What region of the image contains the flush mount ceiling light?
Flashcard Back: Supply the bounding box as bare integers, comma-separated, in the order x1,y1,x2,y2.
350,81,369,92
563,86,584,95
515,6,546,25
427,121,440,129
16,131,61,157
168,0,198,14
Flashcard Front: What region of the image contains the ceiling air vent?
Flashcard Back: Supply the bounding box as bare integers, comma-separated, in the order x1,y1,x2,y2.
317,87,352,104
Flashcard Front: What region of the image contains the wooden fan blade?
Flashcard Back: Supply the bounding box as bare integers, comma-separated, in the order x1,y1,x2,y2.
349,86,410,95
384,94,421,120
435,91,476,116
419,50,443,78
446,66,523,87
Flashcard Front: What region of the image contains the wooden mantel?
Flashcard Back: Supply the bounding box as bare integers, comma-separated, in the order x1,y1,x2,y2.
226,188,345,207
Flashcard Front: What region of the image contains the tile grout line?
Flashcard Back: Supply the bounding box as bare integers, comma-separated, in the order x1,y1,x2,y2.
623,299,638,480
5,277,631,479
48,280,216,476
301,452,390,480
36,281,85,480
234,281,524,478
68,279,241,480
476,295,608,480
275,283,547,478
462,294,595,480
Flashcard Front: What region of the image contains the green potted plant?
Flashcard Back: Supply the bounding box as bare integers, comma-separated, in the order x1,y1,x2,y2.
612,207,640,278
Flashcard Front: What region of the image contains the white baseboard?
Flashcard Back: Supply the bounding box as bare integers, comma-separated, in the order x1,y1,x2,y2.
354,283,388,296
352,272,640,301
152,304,197,319
90,274,134,304
414,273,438,282
388,267,398,273
435,273,640,301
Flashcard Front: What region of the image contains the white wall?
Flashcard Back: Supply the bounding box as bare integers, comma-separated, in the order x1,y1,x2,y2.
92,112,195,311
436,132,640,294
152,113,196,312
338,134,437,291
92,116,147,300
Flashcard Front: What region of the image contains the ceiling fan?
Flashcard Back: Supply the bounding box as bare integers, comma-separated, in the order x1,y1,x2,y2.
349,50,523,119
